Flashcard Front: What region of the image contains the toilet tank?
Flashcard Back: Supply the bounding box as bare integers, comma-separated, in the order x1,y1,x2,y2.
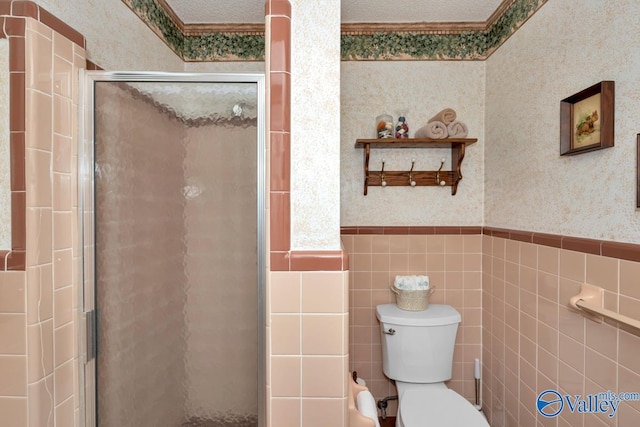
376,304,461,383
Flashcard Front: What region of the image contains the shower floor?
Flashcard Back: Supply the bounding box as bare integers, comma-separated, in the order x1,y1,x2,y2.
182,416,258,427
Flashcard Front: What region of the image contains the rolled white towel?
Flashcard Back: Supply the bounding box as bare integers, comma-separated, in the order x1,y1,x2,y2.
447,120,468,138
394,275,430,290
356,390,381,427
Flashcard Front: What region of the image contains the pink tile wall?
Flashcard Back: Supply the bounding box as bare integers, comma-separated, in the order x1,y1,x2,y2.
266,0,292,271
0,10,84,426
342,233,483,417
483,235,640,427
0,4,85,425
24,16,83,427
268,271,350,427
0,271,28,425
0,0,86,271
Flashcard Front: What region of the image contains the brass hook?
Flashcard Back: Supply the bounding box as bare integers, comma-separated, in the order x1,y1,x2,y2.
381,159,387,187
436,158,446,186
409,158,416,186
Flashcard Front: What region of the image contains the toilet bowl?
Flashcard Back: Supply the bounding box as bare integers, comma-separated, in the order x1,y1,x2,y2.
376,303,489,427
396,385,488,427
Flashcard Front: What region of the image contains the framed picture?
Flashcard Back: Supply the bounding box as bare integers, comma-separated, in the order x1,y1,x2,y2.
560,81,614,156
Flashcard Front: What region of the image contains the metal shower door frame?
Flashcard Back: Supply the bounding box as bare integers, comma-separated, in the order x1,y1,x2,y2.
78,71,266,427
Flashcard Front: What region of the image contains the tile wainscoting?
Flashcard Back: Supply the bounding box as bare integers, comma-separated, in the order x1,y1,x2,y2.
342,228,484,417
342,226,640,426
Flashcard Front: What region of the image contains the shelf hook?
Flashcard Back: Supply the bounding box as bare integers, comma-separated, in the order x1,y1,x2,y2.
408,158,417,187
381,159,387,187
436,158,446,186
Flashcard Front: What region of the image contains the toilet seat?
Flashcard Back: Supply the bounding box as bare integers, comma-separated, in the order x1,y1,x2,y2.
398,388,489,427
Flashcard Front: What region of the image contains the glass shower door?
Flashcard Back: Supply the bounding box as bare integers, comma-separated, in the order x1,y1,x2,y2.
80,73,265,427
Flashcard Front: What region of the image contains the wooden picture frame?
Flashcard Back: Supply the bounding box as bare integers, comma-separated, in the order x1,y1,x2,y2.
637,134,640,208
560,81,614,156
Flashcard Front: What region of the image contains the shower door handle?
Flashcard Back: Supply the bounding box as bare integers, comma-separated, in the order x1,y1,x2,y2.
85,310,97,362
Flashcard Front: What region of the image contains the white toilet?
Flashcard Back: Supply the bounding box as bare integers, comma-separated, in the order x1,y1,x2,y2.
376,303,489,427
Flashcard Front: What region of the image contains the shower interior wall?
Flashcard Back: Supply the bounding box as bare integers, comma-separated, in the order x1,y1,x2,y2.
184,117,258,419
94,83,187,426
94,82,258,425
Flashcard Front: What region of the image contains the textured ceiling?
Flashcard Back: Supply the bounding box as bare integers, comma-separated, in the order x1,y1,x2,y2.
164,0,507,24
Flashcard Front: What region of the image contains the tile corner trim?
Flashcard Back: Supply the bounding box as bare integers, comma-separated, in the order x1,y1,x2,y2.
0,0,85,47
491,226,640,262
271,250,349,272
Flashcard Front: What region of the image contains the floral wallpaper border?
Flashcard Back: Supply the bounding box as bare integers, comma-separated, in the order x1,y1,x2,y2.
342,0,548,60
122,0,547,62
122,0,265,61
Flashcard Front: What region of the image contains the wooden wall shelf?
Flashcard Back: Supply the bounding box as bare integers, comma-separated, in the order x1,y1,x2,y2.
355,138,477,195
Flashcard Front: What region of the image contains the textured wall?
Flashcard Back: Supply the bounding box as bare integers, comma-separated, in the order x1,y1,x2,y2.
32,0,183,70
290,0,342,250
341,61,485,226
0,40,9,248
485,0,640,243
184,123,258,421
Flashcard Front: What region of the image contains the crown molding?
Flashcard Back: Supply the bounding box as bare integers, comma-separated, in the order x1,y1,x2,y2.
123,0,547,61
340,21,486,35
341,0,546,60
156,0,265,35
156,0,184,32
182,23,265,36
486,0,516,29
340,0,515,36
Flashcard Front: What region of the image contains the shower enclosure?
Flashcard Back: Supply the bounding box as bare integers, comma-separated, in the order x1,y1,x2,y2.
79,73,265,427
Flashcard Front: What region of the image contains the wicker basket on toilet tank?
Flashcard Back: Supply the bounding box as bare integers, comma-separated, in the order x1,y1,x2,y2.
391,285,435,311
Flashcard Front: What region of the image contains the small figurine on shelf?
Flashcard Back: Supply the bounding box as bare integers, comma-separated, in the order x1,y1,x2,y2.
395,115,409,139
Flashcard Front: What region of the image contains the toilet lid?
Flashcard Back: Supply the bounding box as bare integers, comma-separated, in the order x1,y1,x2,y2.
401,389,489,427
